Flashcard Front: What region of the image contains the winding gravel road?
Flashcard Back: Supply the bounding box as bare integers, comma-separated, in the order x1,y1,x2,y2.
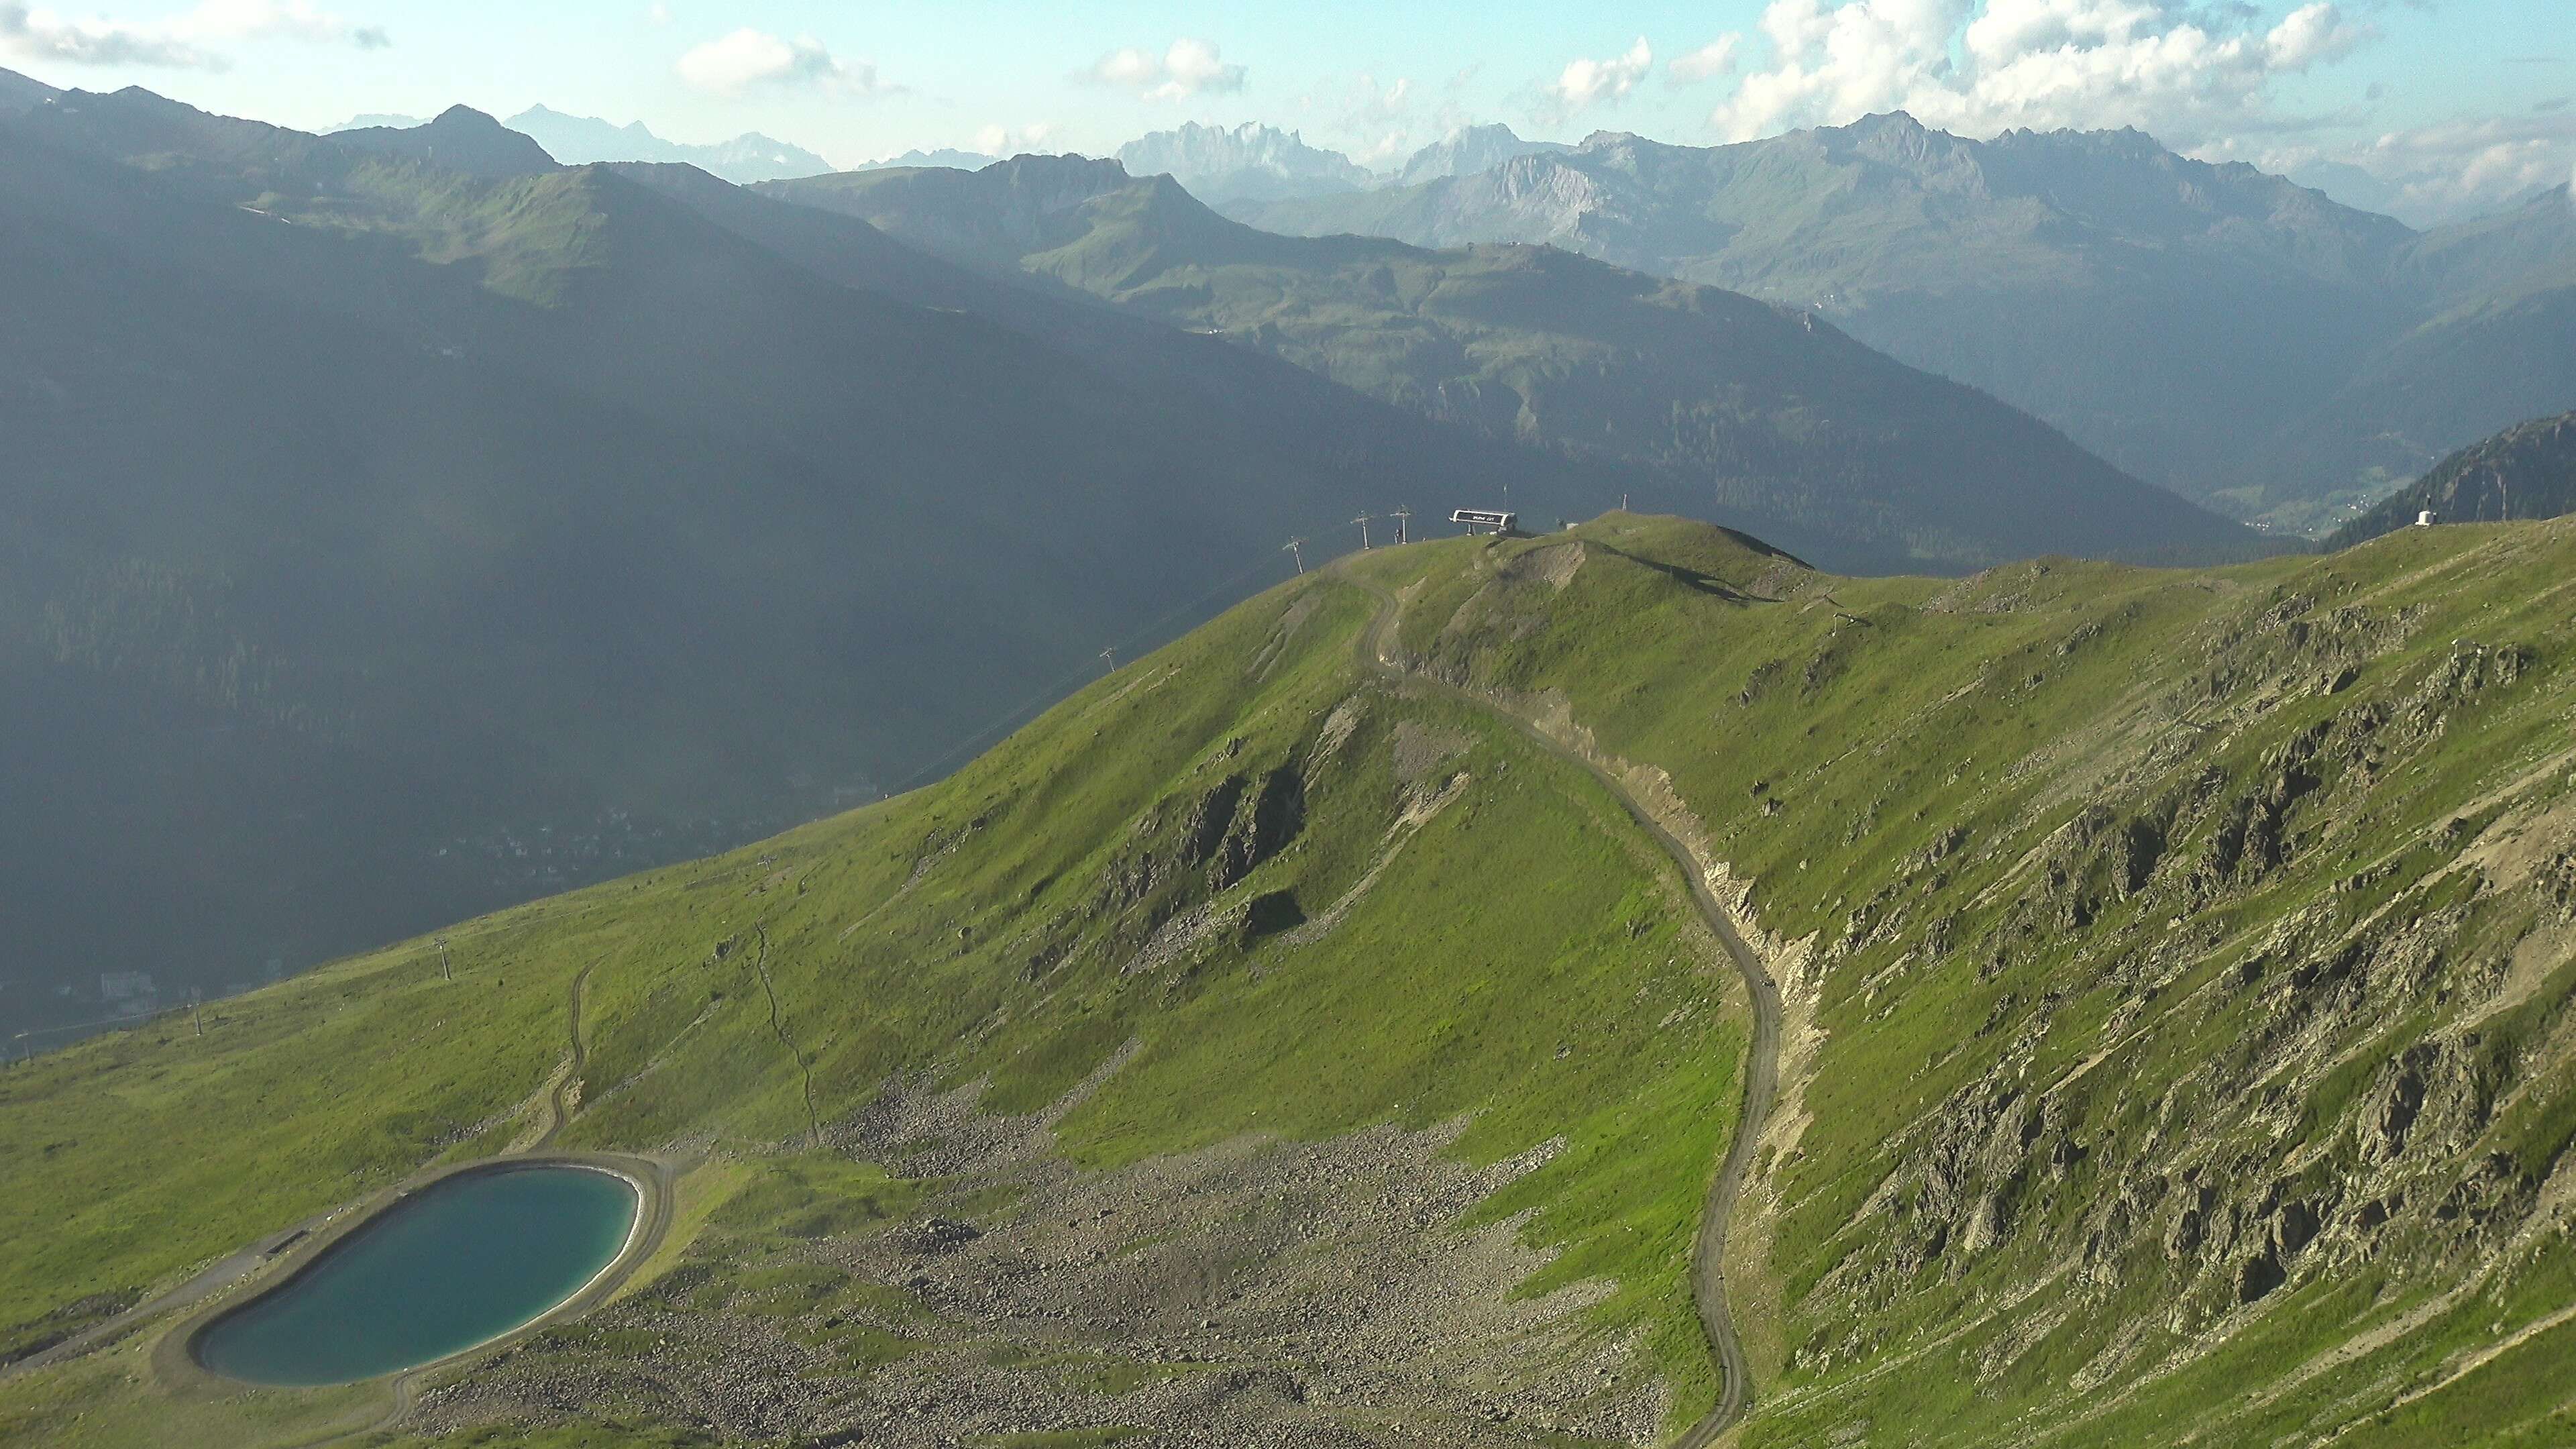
1353,571,1782,1445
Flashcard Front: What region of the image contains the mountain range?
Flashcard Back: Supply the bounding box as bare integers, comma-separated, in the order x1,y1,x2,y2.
294,100,2569,541
1392,122,1570,187
1230,114,2576,535
0,87,1636,1037
764,154,2264,574
1113,119,1381,205
852,146,1002,172
326,105,835,184
7,512,2574,1447
502,105,834,183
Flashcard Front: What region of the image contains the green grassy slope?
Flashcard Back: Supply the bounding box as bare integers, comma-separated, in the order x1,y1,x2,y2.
7,515,2574,1446
766,158,2267,575
0,547,1754,1446
1377,516,2576,1447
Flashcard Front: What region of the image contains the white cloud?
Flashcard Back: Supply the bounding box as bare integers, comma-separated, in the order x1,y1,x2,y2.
2311,111,2576,225
646,3,669,26
1548,36,1652,113
1,3,220,65
676,28,870,96
0,0,385,69
975,121,1055,156
1670,36,1742,86
1348,72,1411,119
190,0,383,46
1709,0,2373,150
1081,37,1245,101
1354,129,1416,166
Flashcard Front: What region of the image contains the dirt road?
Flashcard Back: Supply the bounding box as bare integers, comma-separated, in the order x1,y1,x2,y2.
1353,572,1782,1445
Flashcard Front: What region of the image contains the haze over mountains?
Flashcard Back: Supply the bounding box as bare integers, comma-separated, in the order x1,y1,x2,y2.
0,85,1633,1037
1112,120,1379,205
1230,114,2576,535
852,146,1002,173
0,71,2559,1062
327,105,835,184
307,101,2565,544
767,154,2261,573
5,30,2576,1448
576,105,2570,535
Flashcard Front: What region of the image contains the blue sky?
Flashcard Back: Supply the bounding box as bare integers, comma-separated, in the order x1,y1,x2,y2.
1,1,2568,223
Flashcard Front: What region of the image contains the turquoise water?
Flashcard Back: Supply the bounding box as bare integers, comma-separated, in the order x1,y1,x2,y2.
194,1165,637,1386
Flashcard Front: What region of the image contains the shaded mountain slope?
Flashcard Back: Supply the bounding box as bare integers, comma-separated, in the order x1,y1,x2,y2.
2255,188,2576,515
2330,411,2576,545
0,87,1629,1034
608,159,1656,523
767,155,2265,573
329,104,559,177
5,514,2575,1448
1236,115,2576,531
0,64,52,113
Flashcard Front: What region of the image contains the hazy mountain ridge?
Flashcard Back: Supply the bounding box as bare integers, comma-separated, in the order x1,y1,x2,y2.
1231,113,2576,531
767,153,2267,573
504,104,834,184
852,146,1001,172
2330,410,2576,545
0,65,54,113
0,85,1630,1037
1395,122,1570,187
1115,119,1380,204
331,104,559,177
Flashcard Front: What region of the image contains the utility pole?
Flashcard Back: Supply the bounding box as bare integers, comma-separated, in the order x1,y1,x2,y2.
1392,506,1412,545
1283,537,1306,574
191,989,203,1038
1353,513,1376,550
1100,646,1118,672
436,935,451,982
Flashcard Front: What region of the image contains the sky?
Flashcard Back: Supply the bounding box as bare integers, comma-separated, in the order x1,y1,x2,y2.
0,0,2568,225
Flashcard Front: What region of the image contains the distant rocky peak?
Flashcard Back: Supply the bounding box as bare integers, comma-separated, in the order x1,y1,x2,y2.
429,104,507,131
1395,122,1570,186
1849,109,1929,137
334,103,558,177
1832,111,1980,174
978,152,1146,215
1114,121,1375,201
